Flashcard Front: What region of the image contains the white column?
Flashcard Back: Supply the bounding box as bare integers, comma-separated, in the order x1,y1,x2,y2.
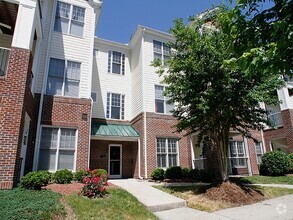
244,137,252,176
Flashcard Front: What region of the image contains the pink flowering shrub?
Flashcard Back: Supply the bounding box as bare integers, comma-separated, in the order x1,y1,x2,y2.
80,169,109,198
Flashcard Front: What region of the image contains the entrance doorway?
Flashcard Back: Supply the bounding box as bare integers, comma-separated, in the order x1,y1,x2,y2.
108,145,122,178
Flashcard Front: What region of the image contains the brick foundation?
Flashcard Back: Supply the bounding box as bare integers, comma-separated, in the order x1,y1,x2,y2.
0,47,33,189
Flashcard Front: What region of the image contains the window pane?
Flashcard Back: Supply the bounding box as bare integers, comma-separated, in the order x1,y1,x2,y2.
47,77,63,95
38,149,56,170
58,150,74,170
106,93,110,118
112,51,121,64
111,93,121,106
111,106,120,119
157,139,166,153
56,2,70,18
48,58,65,78
229,142,237,156
169,154,177,167
65,79,79,97
67,61,80,80
153,40,162,53
163,43,170,55
155,99,164,113
155,85,164,99
168,139,177,153
91,92,97,102
112,63,121,74
157,154,166,168
60,129,76,149
237,142,245,156
40,128,58,149
166,101,174,114
70,21,84,36
54,17,69,33
72,6,85,22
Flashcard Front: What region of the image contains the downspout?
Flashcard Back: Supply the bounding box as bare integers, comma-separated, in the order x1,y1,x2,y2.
141,28,148,178
88,98,93,168
33,0,57,170
137,138,143,179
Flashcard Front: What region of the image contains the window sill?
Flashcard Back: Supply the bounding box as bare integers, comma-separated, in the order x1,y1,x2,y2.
107,72,125,77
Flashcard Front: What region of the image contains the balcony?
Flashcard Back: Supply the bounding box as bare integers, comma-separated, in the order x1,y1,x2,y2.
268,112,283,127
0,47,10,77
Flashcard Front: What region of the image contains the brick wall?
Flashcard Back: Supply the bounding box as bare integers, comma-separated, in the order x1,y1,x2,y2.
144,112,192,178
40,95,92,170
0,47,33,189
90,140,138,178
263,109,293,153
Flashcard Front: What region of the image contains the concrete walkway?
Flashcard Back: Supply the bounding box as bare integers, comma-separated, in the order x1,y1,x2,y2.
109,179,293,220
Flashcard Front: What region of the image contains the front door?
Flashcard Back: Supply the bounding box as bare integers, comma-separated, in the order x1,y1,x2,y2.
109,145,122,178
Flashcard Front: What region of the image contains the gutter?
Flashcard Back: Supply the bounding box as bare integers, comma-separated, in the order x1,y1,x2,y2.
88,98,93,168
137,138,143,179
33,0,57,170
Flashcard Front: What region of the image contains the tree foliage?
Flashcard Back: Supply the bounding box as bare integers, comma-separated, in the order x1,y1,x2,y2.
155,8,283,181
220,0,292,77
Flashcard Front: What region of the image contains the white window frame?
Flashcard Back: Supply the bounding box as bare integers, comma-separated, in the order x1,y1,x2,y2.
54,1,85,37
229,141,247,168
46,58,81,97
108,50,125,75
255,141,263,165
153,40,171,65
38,126,77,172
106,92,125,120
156,138,179,169
155,85,173,114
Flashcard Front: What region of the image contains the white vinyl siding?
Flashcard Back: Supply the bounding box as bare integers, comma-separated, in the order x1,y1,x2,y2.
46,58,80,97
155,85,173,114
157,138,178,168
108,51,125,75
106,93,125,120
54,1,85,37
229,141,247,168
38,127,76,172
255,142,263,165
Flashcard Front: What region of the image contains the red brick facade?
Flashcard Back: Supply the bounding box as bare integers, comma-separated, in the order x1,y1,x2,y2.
40,95,92,170
263,109,293,153
0,47,34,189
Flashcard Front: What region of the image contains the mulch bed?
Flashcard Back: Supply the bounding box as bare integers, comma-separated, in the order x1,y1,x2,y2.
45,182,119,195
204,181,264,205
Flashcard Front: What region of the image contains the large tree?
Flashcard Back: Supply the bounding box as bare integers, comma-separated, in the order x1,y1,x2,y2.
156,10,283,181
220,0,292,77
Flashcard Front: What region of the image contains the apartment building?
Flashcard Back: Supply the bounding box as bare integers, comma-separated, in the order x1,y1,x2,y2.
0,0,292,189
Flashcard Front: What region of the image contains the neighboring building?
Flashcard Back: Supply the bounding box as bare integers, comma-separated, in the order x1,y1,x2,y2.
0,1,292,189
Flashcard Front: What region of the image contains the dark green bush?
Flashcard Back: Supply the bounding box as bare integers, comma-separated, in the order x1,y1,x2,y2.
182,167,190,178
288,153,293,173
74,169,89,183
151,168,165,180
165,166,183,179
260,151,290,176
198,169,213,182
188,168,200,180
53,169,73,184
20,170,51,190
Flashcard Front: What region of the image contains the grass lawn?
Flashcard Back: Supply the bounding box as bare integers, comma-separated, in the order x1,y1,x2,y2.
231,175,293,185
0,188,64,220
155,185,293,212
66,188,158,220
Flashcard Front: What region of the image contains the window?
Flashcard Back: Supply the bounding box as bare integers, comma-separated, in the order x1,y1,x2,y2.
153,40,170,65
157,138,178,168
54,1,85,37
288,88,293,97
91,92,97,102
229,141,247,167
108,51,125,75
255,142,263,165
155,85,173,114
106,93,125,120
47,58,80,97
38,127,76,171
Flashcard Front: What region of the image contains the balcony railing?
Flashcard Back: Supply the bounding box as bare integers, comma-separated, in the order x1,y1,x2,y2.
193,158,206,170
268,112,283,127
0,47,10,77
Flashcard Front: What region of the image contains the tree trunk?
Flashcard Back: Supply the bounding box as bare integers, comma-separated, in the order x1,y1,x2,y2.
215,127,230,182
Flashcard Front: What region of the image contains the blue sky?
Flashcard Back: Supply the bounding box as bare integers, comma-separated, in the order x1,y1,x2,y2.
96,0,227,43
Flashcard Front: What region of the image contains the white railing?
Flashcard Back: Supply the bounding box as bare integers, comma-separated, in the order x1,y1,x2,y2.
268,112,283,127
0,47,10,77
193,158,206,170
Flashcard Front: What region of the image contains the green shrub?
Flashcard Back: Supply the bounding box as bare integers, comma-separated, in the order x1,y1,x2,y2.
165,166,183,179
288,153,293,173
20,170,51,190
182,167,190,178
151,168,165,180
260,151,290,176
74,169,89,183
91,169,108,181
188,168,200,180
53,169,73,184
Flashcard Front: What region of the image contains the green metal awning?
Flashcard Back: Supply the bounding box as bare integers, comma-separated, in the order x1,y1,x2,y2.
91,123,140,140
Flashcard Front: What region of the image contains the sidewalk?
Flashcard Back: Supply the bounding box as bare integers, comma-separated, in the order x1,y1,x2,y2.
109,179,293,220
